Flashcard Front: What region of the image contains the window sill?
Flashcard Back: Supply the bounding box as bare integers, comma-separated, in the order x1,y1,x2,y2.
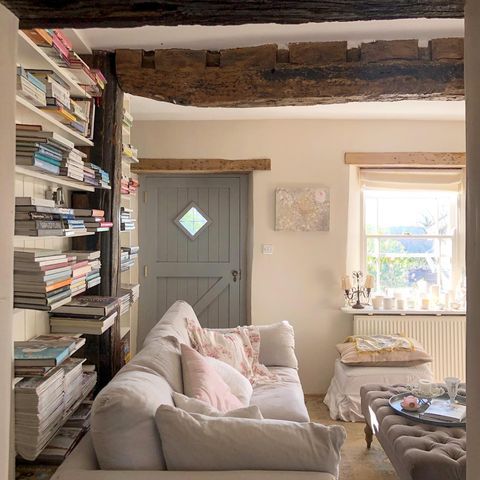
341,306,466,316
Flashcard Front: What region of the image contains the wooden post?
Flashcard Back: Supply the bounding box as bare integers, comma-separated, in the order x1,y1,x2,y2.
72,51,123,297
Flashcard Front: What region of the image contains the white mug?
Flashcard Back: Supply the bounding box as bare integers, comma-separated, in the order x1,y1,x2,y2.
383,297,395,310
419,379,433,396
372,296,384,310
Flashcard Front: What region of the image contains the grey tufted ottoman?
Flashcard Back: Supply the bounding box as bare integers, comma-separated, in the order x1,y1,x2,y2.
360,384,466,480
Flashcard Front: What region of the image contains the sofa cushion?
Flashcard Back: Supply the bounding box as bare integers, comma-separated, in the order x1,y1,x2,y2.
257,322,298,369
250,367,310,422
172,393,263,419
155,405,346,477
91,370,174,470
143,300,200,347
181,344,243,412
121,335,183,393
205,356,253,406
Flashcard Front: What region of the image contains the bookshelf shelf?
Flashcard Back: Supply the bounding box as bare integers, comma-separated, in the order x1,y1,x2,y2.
15,166,95,192
16,95,94,147
17,31,91,100
15,232,95,240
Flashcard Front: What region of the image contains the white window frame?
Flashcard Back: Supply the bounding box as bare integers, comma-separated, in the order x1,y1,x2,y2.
360,172,465,293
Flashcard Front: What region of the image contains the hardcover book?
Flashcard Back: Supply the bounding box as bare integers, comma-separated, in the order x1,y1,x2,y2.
14,341,72,367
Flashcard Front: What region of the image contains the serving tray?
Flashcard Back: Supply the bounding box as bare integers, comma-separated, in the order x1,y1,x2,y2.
389,392,466,428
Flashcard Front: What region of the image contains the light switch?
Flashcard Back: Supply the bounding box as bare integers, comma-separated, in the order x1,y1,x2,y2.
262,244,274,255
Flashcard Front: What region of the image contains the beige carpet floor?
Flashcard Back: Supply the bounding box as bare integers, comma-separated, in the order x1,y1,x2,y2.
306,395,398,480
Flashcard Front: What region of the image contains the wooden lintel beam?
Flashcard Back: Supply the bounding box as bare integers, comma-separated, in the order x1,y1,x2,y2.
345,152,466,167
131,158,271,174
115,39,464,107
0,1,464,29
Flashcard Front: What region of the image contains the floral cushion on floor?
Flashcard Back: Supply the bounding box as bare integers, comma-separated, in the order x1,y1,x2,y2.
186,320,277,384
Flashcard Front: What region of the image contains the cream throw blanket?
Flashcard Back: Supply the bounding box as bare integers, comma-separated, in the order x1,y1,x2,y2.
345,334,414,353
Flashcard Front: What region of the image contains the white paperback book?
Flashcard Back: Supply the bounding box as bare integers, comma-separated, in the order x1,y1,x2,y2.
422,399,466,422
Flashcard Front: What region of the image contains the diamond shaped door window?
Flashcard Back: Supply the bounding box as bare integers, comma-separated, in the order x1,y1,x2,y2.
174,202,212,240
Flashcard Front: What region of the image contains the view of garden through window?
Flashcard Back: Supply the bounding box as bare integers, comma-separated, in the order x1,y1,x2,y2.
177,204,209,238
364,189,458,295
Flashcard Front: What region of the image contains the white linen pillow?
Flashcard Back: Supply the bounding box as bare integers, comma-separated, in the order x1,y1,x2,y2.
155,405,346,478
172,392,263,419
204,356,253,406
257,321,298,369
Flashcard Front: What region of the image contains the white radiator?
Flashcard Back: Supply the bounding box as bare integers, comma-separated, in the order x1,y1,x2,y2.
353,315,466,382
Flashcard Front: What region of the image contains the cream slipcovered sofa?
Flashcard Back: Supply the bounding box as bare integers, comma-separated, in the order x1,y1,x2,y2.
52,301,344,480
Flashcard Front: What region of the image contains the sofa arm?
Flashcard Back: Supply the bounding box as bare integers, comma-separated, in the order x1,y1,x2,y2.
52,471,335,480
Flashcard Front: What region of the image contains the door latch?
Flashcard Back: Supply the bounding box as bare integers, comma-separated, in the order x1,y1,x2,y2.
231,270,241,282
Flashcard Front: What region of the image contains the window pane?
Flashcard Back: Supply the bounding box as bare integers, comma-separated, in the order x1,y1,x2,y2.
364,190,457,236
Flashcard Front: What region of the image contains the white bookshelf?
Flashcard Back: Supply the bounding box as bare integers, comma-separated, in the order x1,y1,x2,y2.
16,95,94,146
120,94,139,357
17,31,91,99
15,165,95,192
14,29,97,340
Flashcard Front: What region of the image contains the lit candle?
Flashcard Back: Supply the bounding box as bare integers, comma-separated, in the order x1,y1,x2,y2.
364,275,374,289
421,298,430,310
344,275,352,291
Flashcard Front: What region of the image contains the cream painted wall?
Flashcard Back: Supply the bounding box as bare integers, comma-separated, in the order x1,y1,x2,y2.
133,118,465,393
0,5,17,479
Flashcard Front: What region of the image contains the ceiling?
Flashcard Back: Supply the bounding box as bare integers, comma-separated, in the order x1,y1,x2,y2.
73,18,465,121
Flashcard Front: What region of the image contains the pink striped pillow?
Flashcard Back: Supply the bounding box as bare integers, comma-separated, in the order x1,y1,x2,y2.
180,344,243,412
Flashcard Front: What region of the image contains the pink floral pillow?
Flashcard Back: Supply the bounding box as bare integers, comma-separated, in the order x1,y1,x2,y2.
186,320,277,384
180,344,243,412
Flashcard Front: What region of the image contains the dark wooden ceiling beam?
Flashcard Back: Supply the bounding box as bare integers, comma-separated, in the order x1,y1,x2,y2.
116,39,464,108
0,0,464,29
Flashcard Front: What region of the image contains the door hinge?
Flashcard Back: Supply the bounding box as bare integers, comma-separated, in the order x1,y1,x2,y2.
144,265,148,277
143,191,147,203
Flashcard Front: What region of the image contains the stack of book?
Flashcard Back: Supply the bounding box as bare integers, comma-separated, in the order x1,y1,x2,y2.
35,425,85,464
121,176,139,195
23,28,106,99
15,368,66,460
50,296,119,335
74,208,113,233
122,143,138,163
66,251,101,290
14,334,93,461
89,163,110,188
121,175,130,195
16,125,73,176
14,248,72,311
15,333,85,379
120,246,138,272
29,70,71,112
121,283,140,307
120,207,135,231
128,177,139,195
16,65,47,107
117,289,131,316
61,358,85,412
67,254,92,297
61,146,86,182
122,246,139,264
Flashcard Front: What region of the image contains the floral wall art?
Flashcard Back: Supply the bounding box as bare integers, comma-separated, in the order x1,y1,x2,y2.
275,187,330,231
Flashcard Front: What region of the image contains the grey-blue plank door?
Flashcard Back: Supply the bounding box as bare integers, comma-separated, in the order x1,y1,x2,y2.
138,175,248,343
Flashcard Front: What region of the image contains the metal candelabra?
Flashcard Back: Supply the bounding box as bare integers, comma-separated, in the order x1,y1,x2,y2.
344,271,372,309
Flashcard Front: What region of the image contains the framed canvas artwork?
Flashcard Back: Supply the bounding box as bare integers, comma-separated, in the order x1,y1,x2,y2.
275,187,330,231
